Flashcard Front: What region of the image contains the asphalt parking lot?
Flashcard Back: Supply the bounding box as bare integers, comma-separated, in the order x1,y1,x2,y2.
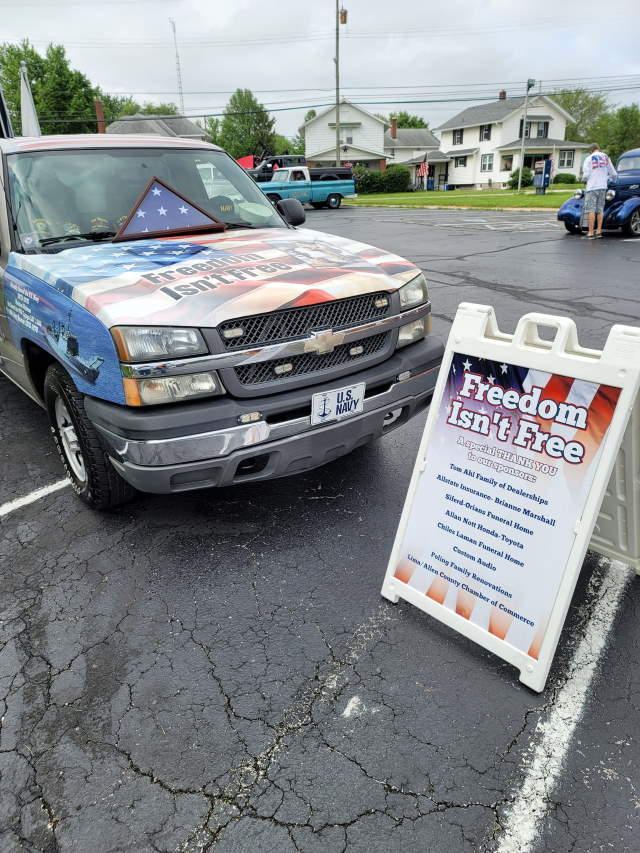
1,208,639,853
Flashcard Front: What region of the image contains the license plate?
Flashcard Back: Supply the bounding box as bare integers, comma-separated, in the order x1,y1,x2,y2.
311,382,365,426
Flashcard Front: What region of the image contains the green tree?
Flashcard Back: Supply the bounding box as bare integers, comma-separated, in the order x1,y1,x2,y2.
0,40,46,134
218,88,275,159
393,111,429,129
203,116,220,145
552,88,610,141
592,103,640,162
114,100,179,117
0,40,98,134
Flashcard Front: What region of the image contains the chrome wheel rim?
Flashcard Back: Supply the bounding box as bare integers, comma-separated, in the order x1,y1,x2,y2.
54,396,87,482
631,210,640,235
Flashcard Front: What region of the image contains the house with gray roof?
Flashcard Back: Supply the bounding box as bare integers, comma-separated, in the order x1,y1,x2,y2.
106,114,207,141
434,90,589,189
303,100,448,184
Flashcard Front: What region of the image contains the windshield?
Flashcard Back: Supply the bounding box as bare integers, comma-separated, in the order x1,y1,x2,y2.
7,147,283,252
617,155,640,172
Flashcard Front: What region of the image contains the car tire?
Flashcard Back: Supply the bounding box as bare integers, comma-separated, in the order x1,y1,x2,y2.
564,222,582,234
327,194,342,209
44,363,135,510
622,209,640,237
310,202,325,209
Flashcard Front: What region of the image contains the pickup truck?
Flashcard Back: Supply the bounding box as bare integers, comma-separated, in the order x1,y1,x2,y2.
250,156,353,185
255,166,356,209
0,134,443,508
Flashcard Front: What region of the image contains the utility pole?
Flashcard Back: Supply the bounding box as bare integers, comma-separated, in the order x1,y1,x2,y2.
169,18,185,116
335,4,348,167
517,78,536,193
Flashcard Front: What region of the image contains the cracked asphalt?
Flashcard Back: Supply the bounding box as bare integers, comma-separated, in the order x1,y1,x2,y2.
1,208,639,852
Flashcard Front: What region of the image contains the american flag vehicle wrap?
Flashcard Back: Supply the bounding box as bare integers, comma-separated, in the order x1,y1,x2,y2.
9,228,420,329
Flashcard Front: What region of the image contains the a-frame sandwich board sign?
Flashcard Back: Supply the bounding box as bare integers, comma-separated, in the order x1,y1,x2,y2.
381,303,640,692
592,399,640,572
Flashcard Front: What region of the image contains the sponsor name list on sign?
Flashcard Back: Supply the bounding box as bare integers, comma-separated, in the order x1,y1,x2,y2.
390,351,620,662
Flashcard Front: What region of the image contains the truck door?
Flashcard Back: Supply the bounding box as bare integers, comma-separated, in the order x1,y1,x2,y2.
290,169,311,203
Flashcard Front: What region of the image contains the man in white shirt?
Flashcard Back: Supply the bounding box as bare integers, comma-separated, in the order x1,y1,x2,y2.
581,143,617,239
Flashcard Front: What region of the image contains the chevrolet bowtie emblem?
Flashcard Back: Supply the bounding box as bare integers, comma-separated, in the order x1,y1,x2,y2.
304,328,345,355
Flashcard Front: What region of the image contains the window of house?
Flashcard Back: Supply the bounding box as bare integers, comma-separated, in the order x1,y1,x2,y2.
454,156,467,168
559,150,574,168
452,128,464,145
480,154,494,172
501,156,513,171
479,124,491,141
536,121,549,138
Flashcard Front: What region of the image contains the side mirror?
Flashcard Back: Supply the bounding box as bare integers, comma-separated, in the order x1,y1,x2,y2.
276,197,306,226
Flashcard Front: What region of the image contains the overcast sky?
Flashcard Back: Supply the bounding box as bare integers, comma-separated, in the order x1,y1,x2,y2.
3,0,639,137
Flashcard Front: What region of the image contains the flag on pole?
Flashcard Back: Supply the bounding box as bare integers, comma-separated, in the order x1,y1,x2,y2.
19,61,40,137
417,161,428,178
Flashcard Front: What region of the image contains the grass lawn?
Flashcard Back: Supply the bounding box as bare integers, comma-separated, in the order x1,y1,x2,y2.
345,187,576,209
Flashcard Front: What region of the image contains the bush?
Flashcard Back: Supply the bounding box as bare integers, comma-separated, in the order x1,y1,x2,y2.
353,165,384,194
553,172,576,184
380,164,411,193
508,167,533,189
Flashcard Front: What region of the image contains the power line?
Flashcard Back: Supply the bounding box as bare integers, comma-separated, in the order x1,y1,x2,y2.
97,74,640,98
26,83,640,126
6,16,626,50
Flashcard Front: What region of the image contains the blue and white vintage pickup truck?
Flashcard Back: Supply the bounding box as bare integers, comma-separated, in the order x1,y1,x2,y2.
254,166,357,209
0,134,443,508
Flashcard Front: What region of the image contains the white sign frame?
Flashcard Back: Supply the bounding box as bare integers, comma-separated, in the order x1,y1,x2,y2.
381,303,640,692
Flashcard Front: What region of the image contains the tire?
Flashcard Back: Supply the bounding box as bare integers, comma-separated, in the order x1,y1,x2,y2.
310,202,325,209
622,209,640,237
564,222,582,234
44,363,135,509
326,194,342,209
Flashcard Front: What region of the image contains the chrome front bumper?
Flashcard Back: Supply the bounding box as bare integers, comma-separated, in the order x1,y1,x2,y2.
85,335,444,493
93,365,436,468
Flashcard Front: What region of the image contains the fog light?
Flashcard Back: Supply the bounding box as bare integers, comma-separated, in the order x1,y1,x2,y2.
374,296,389,309
223,327,244,340
397,318,426,349
124,371,223,405
605,189,616,201
274,362,293,375
397,370,411,381
349,344,364,356
238,411,262,424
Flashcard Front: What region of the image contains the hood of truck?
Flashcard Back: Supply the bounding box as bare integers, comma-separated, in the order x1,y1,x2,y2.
9,228,420,329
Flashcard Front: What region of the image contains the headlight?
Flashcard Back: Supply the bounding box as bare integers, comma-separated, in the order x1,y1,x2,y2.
398,273,429,310
111,326,208,362
605,189,616,201
123,371,224,406
397,317,427,348
574,189,584,199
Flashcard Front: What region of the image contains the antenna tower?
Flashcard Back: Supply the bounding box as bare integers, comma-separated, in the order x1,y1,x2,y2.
169,19,185,116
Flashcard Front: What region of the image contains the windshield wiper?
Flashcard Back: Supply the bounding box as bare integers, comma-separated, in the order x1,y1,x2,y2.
221,221,259,230
38,231,117,247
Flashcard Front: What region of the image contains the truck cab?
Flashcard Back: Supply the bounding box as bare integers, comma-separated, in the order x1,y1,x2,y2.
0,134,442,508
260,166,357,210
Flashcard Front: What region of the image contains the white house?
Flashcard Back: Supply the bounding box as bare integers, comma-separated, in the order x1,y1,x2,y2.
435,91,589,189
303,100,447,184
304,100,388,170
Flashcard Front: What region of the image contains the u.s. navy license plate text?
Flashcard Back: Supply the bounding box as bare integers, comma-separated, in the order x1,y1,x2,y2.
311,382,365,426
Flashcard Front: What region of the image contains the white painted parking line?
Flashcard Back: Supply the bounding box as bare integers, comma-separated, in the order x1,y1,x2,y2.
0,479,70,519
496,558,633,853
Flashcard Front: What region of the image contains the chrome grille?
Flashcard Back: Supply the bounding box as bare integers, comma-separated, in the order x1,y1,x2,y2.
218,292,390,350
235,332,389,386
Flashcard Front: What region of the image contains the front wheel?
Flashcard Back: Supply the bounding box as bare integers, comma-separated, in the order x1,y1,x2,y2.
326,194,342,209
622,209,640,237
564,222,582,234
44,363,135,509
